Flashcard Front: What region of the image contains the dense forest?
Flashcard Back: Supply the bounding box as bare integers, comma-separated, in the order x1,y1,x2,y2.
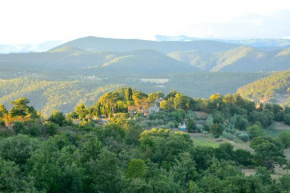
1,88,290,192
0,72,268,116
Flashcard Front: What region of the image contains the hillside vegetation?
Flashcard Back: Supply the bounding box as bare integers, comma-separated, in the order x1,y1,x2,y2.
237,70,290,104
52,36,239,53
1,88,290,192
0,72,268,116
169,46,290,72
0,78,123,116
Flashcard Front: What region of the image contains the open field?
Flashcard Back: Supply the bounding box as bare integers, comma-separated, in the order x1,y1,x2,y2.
266,122,290,137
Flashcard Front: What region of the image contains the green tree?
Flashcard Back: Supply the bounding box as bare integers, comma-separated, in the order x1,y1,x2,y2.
74,103,88,120
210,123,224,138
9,97,37,118
84,149,123,193
187,117,198,133
13,121,26,134
125,87,133,101
0,104,8,118
126,159,146,178
0,157,37,192
284,113,290,125
0,134,41,169
250,137,286,171
171,152,198,190
278,131,290,148
280,174,290,192
44,122,59,136
247,124,264,139
208,93,224,110
235,115,248,130
48,110,66,126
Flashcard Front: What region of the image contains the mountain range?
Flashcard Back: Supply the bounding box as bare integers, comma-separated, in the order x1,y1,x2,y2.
155,35,290,51
1,36,290,75
168,46,290,72
0,36,290,114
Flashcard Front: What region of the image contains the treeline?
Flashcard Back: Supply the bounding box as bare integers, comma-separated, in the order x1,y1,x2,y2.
1,89,290,192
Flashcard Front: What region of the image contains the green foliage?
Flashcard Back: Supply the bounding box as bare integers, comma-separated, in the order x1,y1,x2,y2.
0,157,37,192
169,46,290,72
250,137,286,170
247,124,264,139
210,123,224,138
126,159,145,178
284,113,290,125
249,110,274,128
280,174,290,192
237,70,290,104
235,115,248,130
9,97,37,118
222,131,234,140
0,134,41,168
187,117,198,133
237,132,250,142
44,122,60,136
48,110,66,126
0,104,7,118
0,89,290,192
278,131,290,148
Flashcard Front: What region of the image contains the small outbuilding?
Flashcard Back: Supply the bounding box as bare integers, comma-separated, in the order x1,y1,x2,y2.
178,123,186,131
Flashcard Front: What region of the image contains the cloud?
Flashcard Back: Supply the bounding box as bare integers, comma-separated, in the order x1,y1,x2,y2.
183,10,290,39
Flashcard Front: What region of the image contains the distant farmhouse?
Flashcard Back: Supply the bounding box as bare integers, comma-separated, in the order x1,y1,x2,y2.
128,98,162,116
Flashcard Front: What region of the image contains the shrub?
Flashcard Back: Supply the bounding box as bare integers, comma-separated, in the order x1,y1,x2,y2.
247,124,264,139
44,122,59,136
222,131,234,141
237,132,250,142
0,120,5,127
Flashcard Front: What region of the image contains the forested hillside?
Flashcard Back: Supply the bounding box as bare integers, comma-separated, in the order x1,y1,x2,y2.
52,36,239,53
1,88,290,192
169,46,290,72
237,70,290,105
0,78,123,116
0,48,196,74
0,72,268,116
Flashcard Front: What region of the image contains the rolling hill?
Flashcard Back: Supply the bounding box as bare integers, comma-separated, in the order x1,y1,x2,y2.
156,35,290,51
51,36,239,54
168,46,290,72
0,48,197,76
237,70,290,104
93,49,198,74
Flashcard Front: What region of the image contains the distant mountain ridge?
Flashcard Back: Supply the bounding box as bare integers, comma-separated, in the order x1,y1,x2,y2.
155,35,290,51
0,47,197,75
1,37,290,74
168,46,290,72
51,36,239,53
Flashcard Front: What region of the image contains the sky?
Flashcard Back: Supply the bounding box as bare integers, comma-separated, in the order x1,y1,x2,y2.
1,0,290,44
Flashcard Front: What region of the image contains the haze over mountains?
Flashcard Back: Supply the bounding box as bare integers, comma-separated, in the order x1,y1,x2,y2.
1,36,290,74
169,46,290,72
0,36,290,114
156,35,290,51
0,40,65,54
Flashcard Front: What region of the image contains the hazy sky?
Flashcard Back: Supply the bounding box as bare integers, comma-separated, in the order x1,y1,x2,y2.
1,0,290,44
